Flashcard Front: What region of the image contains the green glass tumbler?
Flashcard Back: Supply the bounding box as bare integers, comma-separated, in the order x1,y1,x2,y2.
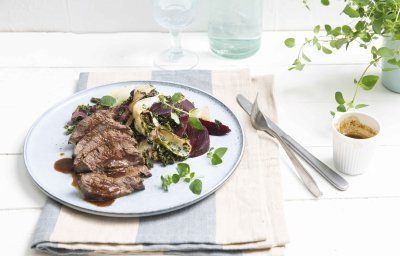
208,0,263,59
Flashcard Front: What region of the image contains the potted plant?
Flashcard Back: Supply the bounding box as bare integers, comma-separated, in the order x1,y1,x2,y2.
284,0,400,116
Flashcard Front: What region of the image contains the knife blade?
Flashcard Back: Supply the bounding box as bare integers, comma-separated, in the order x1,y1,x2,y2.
237,94,349,191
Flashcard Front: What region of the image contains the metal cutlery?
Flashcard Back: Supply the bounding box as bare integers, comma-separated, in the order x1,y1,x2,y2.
237,94,349,191
249,94,322,198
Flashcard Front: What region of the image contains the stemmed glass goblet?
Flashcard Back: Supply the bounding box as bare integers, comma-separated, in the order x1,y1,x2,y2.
153,0,199,70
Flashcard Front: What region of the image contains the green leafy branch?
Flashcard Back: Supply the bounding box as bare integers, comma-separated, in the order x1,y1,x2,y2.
207,147,228,165
161,163,202,194
285,0,400,116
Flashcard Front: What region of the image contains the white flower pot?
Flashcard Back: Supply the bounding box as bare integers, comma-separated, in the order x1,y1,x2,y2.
381,36,400,93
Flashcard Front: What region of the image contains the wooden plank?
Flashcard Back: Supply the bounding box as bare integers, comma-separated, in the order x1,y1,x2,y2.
0,209,46,256
285,198,400,256
0,155,46,209
280,146,400,200
0,0,347,32
1,144,400,210
0,32,372,68
2,198,400,256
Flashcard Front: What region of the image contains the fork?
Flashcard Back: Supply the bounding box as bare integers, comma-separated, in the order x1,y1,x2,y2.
250,94,322,198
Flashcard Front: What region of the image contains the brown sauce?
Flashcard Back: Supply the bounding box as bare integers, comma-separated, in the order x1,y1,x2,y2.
336,116,377,140
86,199,115,207
344,133,369,139
71,173,79,188
54,157,115,207
54,158,74,173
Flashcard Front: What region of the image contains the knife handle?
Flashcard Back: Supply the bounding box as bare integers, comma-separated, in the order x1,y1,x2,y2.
281,134,349,191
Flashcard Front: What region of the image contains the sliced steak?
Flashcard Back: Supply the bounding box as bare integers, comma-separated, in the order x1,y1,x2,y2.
69,108,152,203
73,130,145,173
77,165,151,202
73,128,133,160
69,110,132,144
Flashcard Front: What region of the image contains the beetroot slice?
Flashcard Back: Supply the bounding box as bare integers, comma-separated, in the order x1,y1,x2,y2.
149,102,171,116
186,124,210,157
200,119,231,136
174,115,189,137
177,99,195,112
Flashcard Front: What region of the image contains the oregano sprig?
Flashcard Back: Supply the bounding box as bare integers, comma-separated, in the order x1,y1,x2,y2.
286,0,400,116
207,147,228,165
160,163,203,194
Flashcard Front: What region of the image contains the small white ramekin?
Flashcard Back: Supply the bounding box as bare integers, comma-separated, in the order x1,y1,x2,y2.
332,111,381,175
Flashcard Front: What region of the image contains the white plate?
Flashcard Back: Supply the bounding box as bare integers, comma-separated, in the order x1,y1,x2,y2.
24,81,245,217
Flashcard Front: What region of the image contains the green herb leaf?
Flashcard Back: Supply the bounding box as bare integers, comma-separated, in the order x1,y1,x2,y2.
171,92,184,103
360,75,379,90
382,68,397,72
331,27,342,37
207,147,214,158
321,0,329,6
176,163,190,177
284,38,295,48
377,47,394,57
343,5,360,18
171,112,180,124
330,111,336,117
313,25,320,34
161,162,203,192
292,59,305,71
214,147,228,158
372,19,383,34
189,117,204,130
355,21,365,31
189,179,202,195
325,24,332,32
331,38,347,49
355,104,368,109
388,58,400,66
322,46,332,55
161,175,171,191
211,154,223,165
172,174,180,184
99,95,116,107
335,92,345,104
342,25,352,35
337,104,346,112
302,52,311,62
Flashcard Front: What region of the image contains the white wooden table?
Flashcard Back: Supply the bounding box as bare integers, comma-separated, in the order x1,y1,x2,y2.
1,31,400,256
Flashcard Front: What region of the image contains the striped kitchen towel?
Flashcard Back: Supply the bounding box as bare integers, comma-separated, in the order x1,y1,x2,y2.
31,69,289,255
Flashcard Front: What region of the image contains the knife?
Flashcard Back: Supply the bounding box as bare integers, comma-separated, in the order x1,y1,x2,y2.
237,94,349,191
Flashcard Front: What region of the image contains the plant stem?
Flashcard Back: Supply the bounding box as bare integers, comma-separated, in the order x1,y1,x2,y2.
159,96,190,115
348,57,381,110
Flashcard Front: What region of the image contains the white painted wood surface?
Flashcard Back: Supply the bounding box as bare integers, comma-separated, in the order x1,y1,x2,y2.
1,31,400,256
0,0,349,32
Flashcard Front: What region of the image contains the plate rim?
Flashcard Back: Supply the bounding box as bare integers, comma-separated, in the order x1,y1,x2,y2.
24,80,245,217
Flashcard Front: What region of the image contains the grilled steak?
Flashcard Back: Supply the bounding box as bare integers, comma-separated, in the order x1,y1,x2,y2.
73,128,134,160
69,109,151,202
73,130,142,173
69,110,133,144
77,165,151,202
